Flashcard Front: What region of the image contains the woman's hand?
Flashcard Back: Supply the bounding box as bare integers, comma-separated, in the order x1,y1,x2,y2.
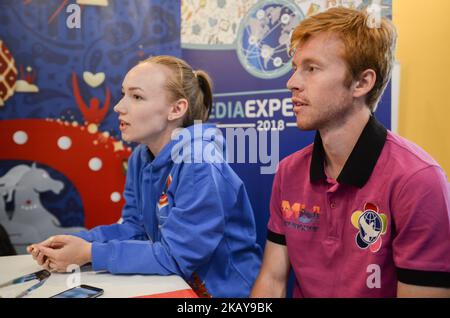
29,235,92,272
27,236,65,269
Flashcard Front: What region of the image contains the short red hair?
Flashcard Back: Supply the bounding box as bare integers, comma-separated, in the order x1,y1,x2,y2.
290,7,397,111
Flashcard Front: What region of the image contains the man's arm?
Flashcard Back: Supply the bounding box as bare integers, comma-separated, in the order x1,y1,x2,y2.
397,282,450,298
251,240,290,298
392,166,450,297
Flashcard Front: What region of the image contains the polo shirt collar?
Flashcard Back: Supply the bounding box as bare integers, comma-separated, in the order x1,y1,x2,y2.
310,115,388,188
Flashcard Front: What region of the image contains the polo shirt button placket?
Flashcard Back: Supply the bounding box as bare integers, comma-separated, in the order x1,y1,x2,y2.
327,193,339,239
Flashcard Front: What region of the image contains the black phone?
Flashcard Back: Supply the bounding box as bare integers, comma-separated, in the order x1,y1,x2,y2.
50,284,104,298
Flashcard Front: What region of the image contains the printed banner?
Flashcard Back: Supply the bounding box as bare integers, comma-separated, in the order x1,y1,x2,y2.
181,0,393,245
0,0,180,253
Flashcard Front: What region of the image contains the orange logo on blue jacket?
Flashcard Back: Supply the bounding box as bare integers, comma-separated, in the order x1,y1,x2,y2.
351,202,387,253
157,174,172,210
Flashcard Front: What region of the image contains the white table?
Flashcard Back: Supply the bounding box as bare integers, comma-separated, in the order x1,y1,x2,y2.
0,255,195,298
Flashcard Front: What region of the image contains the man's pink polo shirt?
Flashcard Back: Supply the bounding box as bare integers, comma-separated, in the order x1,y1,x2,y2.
268,116,450,297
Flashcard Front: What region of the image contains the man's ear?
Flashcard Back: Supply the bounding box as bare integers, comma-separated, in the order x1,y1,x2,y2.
352,69,377,99
168,98,188,122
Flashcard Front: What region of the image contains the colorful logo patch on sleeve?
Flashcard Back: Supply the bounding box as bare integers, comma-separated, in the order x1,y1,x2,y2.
351,202,387,253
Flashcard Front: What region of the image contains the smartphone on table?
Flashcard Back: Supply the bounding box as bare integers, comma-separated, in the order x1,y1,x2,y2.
50,284,103,298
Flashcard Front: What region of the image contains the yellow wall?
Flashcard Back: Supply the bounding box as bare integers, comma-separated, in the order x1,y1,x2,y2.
393,0,450,175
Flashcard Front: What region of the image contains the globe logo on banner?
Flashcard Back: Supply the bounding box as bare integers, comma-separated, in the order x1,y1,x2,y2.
236,0,303,79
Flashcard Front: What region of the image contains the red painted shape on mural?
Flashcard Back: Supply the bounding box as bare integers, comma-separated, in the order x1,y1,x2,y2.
19,65,37,84
72,73,110,125
0,119,132,228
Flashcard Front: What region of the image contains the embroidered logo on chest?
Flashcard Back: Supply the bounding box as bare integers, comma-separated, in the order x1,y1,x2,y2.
351,202,387,253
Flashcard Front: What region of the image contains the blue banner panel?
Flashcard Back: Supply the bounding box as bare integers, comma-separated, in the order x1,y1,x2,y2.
182,0,392,247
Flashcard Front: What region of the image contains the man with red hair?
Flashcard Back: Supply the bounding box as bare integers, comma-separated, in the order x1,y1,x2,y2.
252,7,450,298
